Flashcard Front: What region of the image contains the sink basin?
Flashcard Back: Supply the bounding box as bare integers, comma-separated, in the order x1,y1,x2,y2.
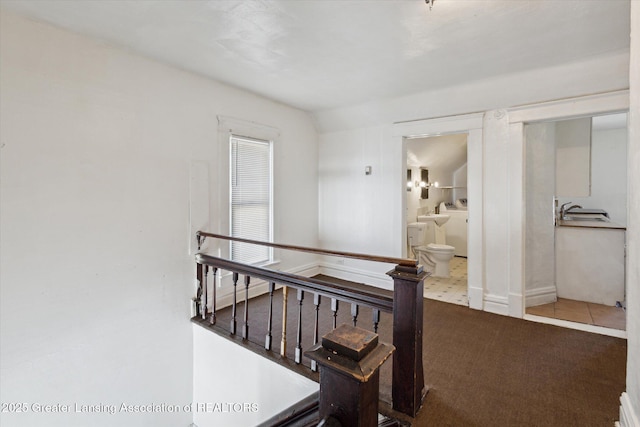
417,214,450,226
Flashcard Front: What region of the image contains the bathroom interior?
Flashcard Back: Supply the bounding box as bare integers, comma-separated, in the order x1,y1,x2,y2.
524,111,628,331
406,133,469,307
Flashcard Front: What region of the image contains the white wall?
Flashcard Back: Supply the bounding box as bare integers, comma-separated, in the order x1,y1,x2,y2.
557,126,628,226
620,2,639,426
315,45,629,317
318,125,399,288
524,122,556,307
452,163,468,202
314,50,629,134
0,10,318,427
192,326,318,427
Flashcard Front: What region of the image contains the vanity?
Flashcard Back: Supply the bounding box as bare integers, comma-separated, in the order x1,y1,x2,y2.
555,218,626,306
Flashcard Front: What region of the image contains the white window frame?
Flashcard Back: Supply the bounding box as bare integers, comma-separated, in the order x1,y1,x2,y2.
216,116,280,269
229,134,274,265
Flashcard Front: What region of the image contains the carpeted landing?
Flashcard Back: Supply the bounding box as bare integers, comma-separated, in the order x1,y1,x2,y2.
206,280,626,426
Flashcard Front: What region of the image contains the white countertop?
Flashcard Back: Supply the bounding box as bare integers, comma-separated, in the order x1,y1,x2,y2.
557,219,626,230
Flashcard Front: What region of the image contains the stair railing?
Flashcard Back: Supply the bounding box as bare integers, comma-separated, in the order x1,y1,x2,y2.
193,231,427,418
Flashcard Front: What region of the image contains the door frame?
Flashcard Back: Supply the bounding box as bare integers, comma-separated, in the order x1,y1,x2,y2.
509,90,629,318
392,113,484,310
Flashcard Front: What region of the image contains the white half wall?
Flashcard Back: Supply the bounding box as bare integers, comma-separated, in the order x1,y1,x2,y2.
0,10,318,427
192,326,318,427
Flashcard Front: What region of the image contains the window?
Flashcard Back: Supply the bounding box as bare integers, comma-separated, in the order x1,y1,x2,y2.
230,135,273,264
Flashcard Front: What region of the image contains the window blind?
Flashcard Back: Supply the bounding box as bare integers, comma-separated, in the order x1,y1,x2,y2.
230,135,273,264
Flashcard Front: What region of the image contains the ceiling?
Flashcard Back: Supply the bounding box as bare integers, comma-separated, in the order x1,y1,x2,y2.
407,133,467,172
0,0,630,113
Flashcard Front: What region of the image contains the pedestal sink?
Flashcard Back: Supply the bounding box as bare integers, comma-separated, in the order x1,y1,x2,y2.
417,214,450,226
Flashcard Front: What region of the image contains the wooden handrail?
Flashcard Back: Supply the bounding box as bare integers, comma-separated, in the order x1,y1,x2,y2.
196,231,417,267
194,231,426,419
196,253,393,312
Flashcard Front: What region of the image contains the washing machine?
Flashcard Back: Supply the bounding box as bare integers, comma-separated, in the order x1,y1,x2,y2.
439,201,468,257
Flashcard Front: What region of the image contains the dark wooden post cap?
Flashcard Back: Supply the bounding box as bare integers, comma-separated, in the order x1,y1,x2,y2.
322,324,379,361
386,263,429,282
305,324,395,382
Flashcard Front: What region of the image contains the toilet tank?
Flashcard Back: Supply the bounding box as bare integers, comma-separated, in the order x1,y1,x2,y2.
407,222,427,246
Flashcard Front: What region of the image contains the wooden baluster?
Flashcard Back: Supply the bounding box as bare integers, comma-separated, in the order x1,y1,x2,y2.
230,272,238,335
195,263,203,317
265,282,275,351
372,309,380,333
295,289,304,364
280,286,288,357
331,298,339,330
209,268,217,325
311,293,321,372
201,265,209,320
351,303,359,327
242,275,250,339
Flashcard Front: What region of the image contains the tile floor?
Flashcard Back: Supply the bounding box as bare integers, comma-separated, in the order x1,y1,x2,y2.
424,256,468,307
526,298,626,330
421,257,626,331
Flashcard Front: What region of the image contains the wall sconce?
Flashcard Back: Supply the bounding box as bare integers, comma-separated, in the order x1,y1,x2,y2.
407,168,439,195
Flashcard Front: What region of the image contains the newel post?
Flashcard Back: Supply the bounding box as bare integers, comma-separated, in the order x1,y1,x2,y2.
305,324,394,427
387,263,428,417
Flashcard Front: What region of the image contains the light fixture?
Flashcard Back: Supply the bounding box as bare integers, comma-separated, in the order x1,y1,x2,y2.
407,168,438,192
415,180,438,188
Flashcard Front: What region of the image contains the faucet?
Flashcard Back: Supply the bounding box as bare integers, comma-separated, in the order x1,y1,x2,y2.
560,202,582,220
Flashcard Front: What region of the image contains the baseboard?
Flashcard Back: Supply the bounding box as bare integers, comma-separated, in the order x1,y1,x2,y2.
508,292,524,318
215,262,321,309
619,392,640,427
318,261,394,291
468,286,484,310
483,293,509,315
525,286,557,308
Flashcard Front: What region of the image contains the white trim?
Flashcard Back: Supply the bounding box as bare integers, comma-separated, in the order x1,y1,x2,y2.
215,116,281,261
508,292,524,318
319,261,394,291
393,113,484,312
524,314,627,339
509,90,629,124
484,293,509,315
466,128,484,311
508,122,525,317
508,90,630,320
392,112,484,137
467,286,484,310
619,392,640,427
525,286,557,307
217,115,280,141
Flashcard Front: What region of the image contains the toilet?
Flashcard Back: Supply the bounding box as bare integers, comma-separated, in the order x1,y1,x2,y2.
407,222,456,278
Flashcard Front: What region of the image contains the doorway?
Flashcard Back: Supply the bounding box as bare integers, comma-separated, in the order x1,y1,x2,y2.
406,133,469,306
394,113,483,311
523,112,628,332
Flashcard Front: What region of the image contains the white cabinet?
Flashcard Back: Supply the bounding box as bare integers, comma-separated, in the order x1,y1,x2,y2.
555,226,625,306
